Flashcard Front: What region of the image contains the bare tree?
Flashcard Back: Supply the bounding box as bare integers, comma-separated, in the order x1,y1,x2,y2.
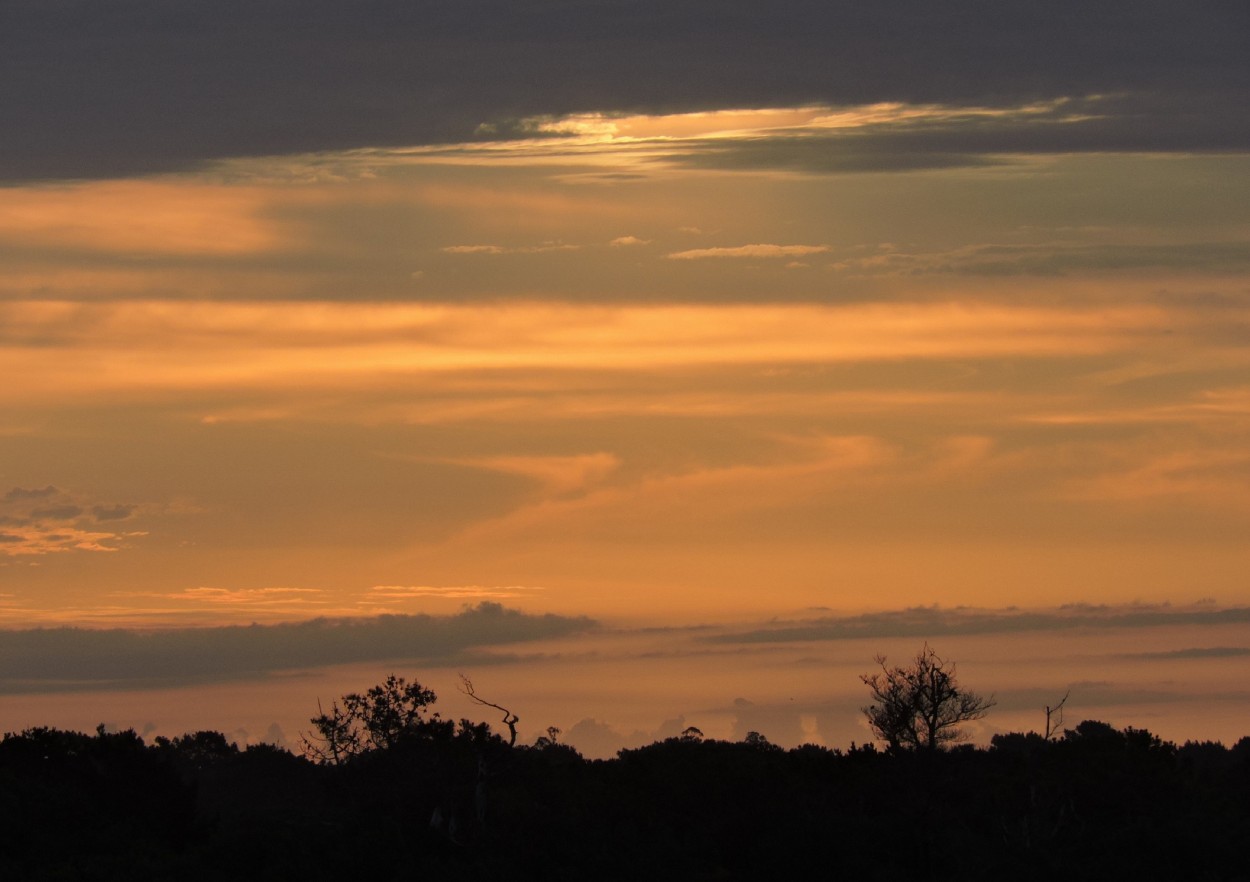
458,674,519,747
861,644,995,752
1044,690,1070,741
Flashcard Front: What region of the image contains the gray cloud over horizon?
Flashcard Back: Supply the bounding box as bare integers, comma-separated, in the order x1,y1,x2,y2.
0,602,596,694
708,603,1250,645
3,0,1247,182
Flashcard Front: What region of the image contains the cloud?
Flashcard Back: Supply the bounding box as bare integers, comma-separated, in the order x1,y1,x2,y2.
610,236,649,247
0,526,128,556
441,243,581,255
4,486,57,502
0,486,144,556
0,181,286,255
92,504,136,522
444,453,621,496
30,505,84,521
164,586,327,609
661,94,1250,175
0,602,596,694
1124,647,1250,661
366,585,547,601
442,245,506,255
667,244,829,260
946,242,1250,277
3,1,1245,182
708,603,1250,645
0,302,1172,405
565,714,693,758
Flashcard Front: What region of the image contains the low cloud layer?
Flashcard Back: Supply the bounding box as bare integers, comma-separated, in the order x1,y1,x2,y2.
0,602,595,694
709,603,1250,645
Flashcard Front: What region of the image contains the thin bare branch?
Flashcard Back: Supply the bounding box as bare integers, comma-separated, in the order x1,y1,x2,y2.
458,674,519,747
1044,690,1071,740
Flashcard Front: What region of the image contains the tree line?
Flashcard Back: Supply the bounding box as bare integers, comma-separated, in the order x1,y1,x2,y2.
1,648,1248,880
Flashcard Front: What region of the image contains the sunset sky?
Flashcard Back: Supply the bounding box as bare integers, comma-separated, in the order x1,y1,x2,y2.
2,1,1249,755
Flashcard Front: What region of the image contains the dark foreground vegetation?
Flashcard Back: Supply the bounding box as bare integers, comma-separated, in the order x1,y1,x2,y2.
2,684,1249,880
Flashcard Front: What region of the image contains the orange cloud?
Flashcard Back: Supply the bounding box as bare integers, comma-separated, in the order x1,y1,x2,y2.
1061,448,1250,510
667,244,829,260
444,453,622,496
366,585,546,600
0,301,1176,405
442,434,897,547
0,180,288,255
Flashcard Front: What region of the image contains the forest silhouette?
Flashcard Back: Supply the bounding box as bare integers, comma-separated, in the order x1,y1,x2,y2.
2,662,1249,881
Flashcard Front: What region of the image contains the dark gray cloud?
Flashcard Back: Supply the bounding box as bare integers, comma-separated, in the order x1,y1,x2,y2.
30,505,84,521
0,602,596,693
3,486,58,502
708,603,1250,645
91,504,136,522
668,94,1250,174
3,0,1246,182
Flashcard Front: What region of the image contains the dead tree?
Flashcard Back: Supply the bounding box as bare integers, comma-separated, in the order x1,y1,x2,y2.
1044,690,1070,740
458,674,519,746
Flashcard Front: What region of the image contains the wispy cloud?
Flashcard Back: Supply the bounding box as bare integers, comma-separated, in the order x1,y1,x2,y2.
667,244,829,260
440,453,622,496
0,301,1171,405
367,585,547,600
830,241,1250,277
441,242,581,255
0,181,287,254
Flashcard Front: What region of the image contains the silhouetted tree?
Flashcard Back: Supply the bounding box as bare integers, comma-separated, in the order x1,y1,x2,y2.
861,644,994,752
534,725,563,748
300,673,447,763
154,729,239,768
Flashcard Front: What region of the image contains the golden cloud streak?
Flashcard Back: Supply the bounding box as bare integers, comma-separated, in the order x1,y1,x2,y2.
0,526,139,557
0,301,1171,403
371,98,1099,171
0,180,288,255
667,244,829,260
366,585,545,599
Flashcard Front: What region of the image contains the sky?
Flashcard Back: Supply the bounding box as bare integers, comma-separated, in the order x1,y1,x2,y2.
1,0,1249,756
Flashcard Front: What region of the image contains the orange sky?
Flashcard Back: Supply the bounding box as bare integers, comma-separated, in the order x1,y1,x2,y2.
3,102,1249,754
